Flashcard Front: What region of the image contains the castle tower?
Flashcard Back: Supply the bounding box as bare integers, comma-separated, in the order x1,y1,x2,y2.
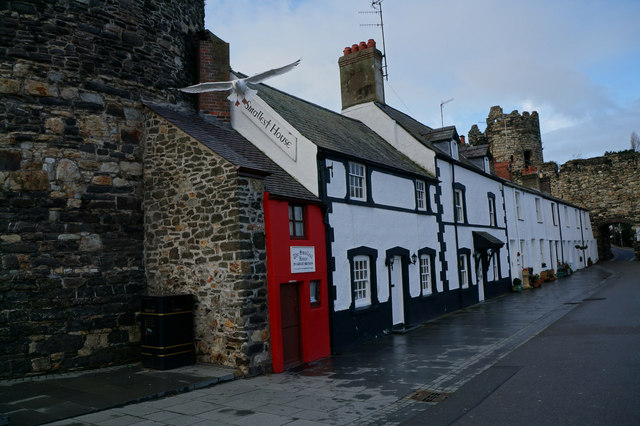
469,106,544,187
0,0,204,378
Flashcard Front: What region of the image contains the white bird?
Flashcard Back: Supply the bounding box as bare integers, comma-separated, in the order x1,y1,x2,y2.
179,59,301,106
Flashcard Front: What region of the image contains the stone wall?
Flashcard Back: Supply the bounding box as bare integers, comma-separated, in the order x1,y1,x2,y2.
143,111,271,377
0,0,203,378
542,152,640,260
469,106,543,185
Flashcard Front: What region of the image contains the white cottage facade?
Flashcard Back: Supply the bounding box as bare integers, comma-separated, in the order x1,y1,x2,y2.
205,36,597,354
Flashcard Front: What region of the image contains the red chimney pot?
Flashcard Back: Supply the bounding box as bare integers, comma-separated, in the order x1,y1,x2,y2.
343,47,352,55
351,44,359,52
359,41,367,49
367,39,376,48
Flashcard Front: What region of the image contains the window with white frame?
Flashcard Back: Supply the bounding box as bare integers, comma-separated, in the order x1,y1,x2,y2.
415,180,427,211
419,255,432,295
535,198,542,222
575,210,580,228
483,157,491,173
454,189,465,222
488,194,496,226
551,202,557,225
564,206,569,227
352,255,371,308
540,239,545,266
515,191,523,220
348,162,366,201
459,253,469,288
451,140,459,160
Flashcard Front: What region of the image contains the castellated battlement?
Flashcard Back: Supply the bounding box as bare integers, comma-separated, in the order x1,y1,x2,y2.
469,105,543,184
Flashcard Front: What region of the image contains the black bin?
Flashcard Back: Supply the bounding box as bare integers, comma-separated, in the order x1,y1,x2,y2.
140,294,195,370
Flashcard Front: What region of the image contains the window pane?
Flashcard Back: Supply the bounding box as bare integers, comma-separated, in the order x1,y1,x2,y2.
349,162,366,201
420,255,431,294
310,280,319,304
353,256,370,307
295,222,304,236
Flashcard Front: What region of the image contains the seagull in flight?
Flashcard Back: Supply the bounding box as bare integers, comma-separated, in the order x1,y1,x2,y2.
179,59,301,106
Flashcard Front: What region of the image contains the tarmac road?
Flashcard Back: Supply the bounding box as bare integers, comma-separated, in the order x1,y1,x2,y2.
404,252,640,425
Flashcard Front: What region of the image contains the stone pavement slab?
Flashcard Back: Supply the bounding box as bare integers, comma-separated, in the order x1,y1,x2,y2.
0,364,234,426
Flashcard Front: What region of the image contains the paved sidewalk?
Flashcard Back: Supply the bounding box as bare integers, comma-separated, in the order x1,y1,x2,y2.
2,263,615,426
0,364,234,425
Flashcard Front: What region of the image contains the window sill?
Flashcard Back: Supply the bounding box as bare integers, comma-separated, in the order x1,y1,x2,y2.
351,304,379,315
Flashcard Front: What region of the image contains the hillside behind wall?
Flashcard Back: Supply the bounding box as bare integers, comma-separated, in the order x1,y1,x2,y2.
542,151,640,260
0,0,203,378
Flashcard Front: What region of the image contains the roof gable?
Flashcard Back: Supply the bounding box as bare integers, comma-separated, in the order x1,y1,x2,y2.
146,103,320,203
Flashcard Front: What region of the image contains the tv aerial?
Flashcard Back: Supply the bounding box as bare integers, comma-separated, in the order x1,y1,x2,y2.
359,0,389,80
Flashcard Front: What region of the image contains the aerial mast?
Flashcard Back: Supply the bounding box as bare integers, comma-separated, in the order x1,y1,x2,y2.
360,0,389,80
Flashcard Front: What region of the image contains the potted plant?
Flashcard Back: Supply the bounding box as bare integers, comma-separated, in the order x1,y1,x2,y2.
531,273,541,288
512,278,522,292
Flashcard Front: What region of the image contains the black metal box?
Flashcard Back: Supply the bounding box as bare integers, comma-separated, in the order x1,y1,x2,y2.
140,294,195,370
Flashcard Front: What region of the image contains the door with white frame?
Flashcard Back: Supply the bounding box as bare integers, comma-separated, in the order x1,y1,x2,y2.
390,255,405,326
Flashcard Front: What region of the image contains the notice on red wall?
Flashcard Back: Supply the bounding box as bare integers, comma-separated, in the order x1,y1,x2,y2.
290,246,315,273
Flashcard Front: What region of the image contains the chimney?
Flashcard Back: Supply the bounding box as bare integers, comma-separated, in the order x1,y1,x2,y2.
196,31,230,122
460,135,466,145
338,39,385,110
521,166,541,191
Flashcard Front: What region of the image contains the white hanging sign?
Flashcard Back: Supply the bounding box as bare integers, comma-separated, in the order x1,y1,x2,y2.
241,100,297,161
290,246,315,273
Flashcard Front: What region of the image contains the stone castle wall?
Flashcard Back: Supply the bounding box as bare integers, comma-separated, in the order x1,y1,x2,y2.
469,106,543,184
143,112,271,377
0,0,204,378
542,152,640,260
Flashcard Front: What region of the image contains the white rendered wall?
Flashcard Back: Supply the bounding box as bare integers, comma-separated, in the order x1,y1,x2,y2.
326,163,440,311
342,102,437,175
231,95,319,196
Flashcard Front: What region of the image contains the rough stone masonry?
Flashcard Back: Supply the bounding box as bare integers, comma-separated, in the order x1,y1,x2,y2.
0,0,203,378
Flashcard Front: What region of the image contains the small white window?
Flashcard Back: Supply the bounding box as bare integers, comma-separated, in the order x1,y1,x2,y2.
491,252,499,280
575,210,579,228
564,206,569,227
535,198,542,223
483,157,490,173
551,203,557,225
415,180,427,211
459,253,469,288
420,255,432,295
451,140,459,160
515,192,523,220
488,196,496,226
348,162,366,201
454,189,464,222
353,255,371,308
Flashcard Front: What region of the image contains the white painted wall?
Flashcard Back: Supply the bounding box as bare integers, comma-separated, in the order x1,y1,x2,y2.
342,102,437,175
503,184,598,277
328,175,440,311
231,95,319,196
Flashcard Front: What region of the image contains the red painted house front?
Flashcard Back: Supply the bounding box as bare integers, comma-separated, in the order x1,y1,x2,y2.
264,194,330,372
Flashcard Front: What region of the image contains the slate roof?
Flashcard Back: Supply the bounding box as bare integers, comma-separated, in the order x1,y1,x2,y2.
459,144,491,159
145,103,320,203
251,84,434,179
373,103,488,171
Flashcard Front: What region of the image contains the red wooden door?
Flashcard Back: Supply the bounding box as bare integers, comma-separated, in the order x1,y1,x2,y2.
280,283,302,368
